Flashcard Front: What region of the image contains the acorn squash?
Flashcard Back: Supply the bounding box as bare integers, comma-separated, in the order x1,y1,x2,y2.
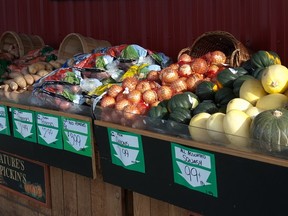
214,87,236,108
192,100,219,116
195,80,218,101
168,107,192,124
167,91,199,112
216,68,241,88
250,50,281,69
250,108,288,152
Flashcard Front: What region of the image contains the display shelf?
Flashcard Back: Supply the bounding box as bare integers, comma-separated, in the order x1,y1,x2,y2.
94,120,288,216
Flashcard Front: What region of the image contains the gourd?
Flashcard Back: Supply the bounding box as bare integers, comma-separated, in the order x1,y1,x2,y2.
216,68,243,88
168,107,192,124
250,50,281,69
226,98,253,113
256,93,288,110
250,108,288,152
192,100,219,116
214,87,236,108
239,78,267,105
232,74,254,97
195,80,218,101
223,110,252,147
189,112,212,143
261,64,288,94
167,91,199,112
206,112,229,144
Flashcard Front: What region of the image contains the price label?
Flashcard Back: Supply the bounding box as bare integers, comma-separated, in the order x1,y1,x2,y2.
36,112,63,149
108,128,145,173
11,108,36,143
0,106,10,136
62,117,92,157
171,143,218,197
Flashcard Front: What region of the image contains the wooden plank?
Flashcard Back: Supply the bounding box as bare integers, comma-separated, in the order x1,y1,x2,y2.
63,170,77,216
168,205,203,216
150,197,169,216
133,192,151,216
76,174,92,216
94,120,288,168
50,166,64,216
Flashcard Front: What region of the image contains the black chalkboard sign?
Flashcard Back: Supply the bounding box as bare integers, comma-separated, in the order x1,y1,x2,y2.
0,150,50,207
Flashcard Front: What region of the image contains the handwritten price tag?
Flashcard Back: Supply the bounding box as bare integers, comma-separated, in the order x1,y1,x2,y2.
0,106,10,136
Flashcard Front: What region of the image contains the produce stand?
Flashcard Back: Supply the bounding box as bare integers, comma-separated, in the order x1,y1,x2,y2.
94,118,288,216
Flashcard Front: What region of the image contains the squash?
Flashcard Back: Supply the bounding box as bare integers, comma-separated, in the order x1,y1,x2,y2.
250,108,288,152
261,64,288,94
232,74,254,97
223,110,252,147
148,105,169,119
239,78,267,105
195,80,218,101
214,87,236,108
216,68,240,88
192,100,219,116
226,98,253,113
168,107,192,124
206,112,229,144
250,50,281,69
189,112,212,143
167,91,199,112
256,93,288,110
245,106,263,119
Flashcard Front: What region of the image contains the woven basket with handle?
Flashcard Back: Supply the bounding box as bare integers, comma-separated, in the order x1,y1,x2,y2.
177,31,252,67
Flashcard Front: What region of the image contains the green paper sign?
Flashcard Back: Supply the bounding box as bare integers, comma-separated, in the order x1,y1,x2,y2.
107,128,145,173
171,143,218,197
62,117,92,157
36,112,63,149
0,105,10,136
11,108,37,143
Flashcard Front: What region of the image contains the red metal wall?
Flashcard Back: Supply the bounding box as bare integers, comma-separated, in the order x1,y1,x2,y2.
1,0,288,64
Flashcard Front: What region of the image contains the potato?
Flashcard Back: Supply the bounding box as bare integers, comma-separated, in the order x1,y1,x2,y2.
37,69,49,77
49,60,62,69
31,74,42,82
28,62,46,74
14,75,27,89
23,74,34,85
8,72,22,79
9,81,19,91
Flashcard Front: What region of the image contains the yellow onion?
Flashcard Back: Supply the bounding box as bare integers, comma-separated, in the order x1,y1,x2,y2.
146,70,160,82
136,80,152,93
191,58,208,74
160,67,179,83
107,84,123,98
157,85,173,101
100,95,116,108
186,73,204,92
127,89,142,104
178,63,192,77
115,98,131,111
142,89,158,104
170,77,188,93
123,105,141,120
122,77,138,91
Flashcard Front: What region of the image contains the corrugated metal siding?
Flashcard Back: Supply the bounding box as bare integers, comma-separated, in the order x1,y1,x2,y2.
1,0,288,64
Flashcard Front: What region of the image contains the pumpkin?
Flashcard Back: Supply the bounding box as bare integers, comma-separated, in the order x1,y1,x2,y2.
195,80,218,101
192,100,219,116
168,107,192,124
261,64,288,94
232,74,254,97
239,78,267,105
250,50,281,69
214,87,236,108
167,91,199,112
223,109,252,147
256,93,288,110
250,108,288,152
206,112,229,144
189,112,212,143
226,98,253,113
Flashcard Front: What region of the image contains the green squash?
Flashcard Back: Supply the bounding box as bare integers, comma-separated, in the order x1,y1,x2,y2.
216,67,248,88
250,50,281,69
147,105,169,119
214,87,236,108
233,74,255,97
195,80,218,101
167,91,199,112
168,107,192,124
250,108,288,153
192,100,219,116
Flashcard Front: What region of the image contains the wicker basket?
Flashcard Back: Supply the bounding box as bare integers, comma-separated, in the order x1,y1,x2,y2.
58,33,112,61
0,31,45,57
177,31,252,67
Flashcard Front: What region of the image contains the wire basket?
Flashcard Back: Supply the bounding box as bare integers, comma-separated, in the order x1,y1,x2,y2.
177,31,252,67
